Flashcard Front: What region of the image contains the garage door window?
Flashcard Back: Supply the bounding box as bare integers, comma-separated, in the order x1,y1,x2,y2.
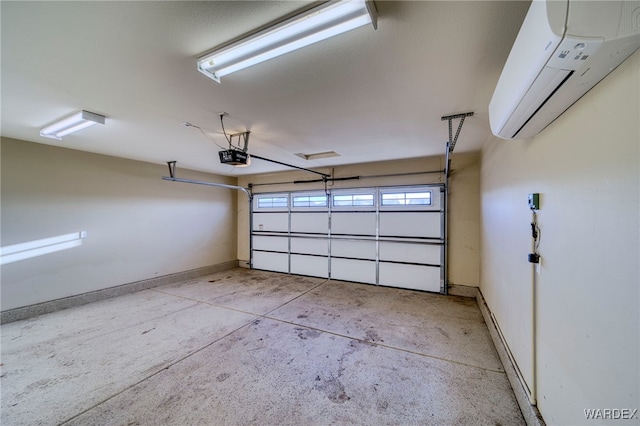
333,193,374,207
292,195,327,208
381,191,432,206
257,196,289,209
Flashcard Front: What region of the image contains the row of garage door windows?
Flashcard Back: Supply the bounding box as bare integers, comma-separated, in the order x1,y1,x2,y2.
256,188,434,210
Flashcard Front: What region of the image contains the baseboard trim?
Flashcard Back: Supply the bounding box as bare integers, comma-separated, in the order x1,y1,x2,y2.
476,290,546,426
448,283,479,298
0,261,238,324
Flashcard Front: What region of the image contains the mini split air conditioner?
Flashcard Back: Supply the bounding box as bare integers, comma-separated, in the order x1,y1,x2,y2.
489,0,640,140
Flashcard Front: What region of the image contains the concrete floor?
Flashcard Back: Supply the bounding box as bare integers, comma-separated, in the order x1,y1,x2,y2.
1,268,525,425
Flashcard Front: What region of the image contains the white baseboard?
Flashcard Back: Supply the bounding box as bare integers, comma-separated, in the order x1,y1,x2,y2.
476,290,546,426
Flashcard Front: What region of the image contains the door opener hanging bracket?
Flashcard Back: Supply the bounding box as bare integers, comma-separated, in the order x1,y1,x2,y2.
229,131,250,152
440,111,472,296
441,112,473,178
442,112,474,154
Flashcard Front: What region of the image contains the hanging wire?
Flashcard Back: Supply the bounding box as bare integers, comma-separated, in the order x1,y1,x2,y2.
219,114,232,146
182,122,227,150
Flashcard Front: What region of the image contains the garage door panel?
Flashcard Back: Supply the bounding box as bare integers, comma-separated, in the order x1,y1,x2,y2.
379,212,440,238
253,251,288,273
291,254,328,278
379,241,441,265
331,258,376,284
252,185,445,293
291,213,327,234
331,239,376,260
331,213,376,236
253,213,288,232
291,237,328,256
253,235,288,252
379,263,441,292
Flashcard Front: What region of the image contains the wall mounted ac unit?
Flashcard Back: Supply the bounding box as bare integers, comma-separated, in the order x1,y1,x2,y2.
489,0,640,140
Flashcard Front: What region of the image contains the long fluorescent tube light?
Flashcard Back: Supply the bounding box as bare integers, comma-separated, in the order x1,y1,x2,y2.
0,231,87,265
40,110,105,140
197,0,377,83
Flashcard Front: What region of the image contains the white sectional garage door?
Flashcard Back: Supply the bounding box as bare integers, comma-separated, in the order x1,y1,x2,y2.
251,185,444,293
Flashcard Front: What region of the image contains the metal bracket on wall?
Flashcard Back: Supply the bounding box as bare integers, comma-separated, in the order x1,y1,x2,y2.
440,111,473,296
442,112,473,179
442,112,474,154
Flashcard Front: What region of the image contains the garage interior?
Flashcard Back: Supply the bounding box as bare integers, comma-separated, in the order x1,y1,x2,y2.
2,1,639,425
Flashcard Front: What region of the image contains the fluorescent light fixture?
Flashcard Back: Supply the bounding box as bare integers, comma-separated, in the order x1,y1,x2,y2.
197,0,377,83
40,110,105,140
0,231,87,265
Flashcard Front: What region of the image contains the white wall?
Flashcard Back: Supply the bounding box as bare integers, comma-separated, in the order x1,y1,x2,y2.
237,153,481,288
1,138,237,311
481,51,639,424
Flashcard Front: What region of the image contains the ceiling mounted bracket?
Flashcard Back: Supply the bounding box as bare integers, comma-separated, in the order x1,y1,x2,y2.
167,161,177,178
229,131,250,152
219,113,251,152
441,112,474,154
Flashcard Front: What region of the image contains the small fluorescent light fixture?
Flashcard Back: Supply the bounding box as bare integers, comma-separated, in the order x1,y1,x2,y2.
40,110,105,140
197,0,377,83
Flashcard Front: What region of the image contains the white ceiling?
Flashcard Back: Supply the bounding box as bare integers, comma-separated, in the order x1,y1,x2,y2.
1,1,530,176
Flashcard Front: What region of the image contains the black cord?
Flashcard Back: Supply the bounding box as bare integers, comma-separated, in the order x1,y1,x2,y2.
219,114,232,145
531,210,541,254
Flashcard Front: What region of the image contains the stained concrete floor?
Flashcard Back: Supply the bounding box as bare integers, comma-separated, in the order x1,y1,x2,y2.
1,268,525,425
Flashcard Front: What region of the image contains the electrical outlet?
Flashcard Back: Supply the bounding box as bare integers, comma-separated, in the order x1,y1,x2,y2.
528,193,540,210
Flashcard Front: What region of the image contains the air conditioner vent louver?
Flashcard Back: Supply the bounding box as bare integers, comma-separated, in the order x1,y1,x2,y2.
512,70,574,139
